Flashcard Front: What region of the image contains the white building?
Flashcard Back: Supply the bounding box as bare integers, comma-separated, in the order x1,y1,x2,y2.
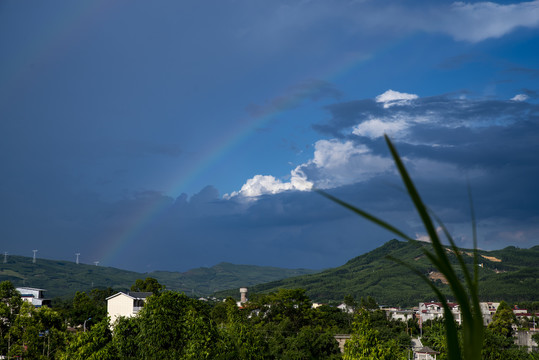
106,292,152,325
419,302,461,325
419,301,506,326
479,302,500,325
16,287,51,307
414,346,439,360
337,303,355,314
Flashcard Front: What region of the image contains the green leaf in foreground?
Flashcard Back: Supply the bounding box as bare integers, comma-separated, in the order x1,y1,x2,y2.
318,134,484,360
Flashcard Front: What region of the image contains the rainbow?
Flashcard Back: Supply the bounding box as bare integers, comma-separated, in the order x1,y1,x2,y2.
97,51,372,266
4,3,377,266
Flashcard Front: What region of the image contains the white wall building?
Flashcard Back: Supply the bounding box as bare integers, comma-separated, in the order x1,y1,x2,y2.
106,292,152,325
419,302,461,325
16,287,51,307
479,302,500,325
419,301,505,326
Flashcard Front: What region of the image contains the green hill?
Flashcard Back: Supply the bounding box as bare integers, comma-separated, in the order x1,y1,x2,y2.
0,256,316,299
216,239,539,307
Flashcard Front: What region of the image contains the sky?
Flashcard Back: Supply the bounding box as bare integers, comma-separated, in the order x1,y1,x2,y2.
1,0,539,273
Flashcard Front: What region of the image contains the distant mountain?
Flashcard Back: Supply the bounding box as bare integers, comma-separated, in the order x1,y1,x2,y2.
0,256,317,299
149,263,317,296
216,239,539,307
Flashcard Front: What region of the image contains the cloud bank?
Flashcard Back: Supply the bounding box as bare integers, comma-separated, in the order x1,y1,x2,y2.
2,89,538,272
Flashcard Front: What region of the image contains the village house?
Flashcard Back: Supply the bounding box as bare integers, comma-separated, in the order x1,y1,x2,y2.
480,302,500,325
381,306,415,322
16,287,51,307
414,346,439,360
419,302,461,325
106,291,152,325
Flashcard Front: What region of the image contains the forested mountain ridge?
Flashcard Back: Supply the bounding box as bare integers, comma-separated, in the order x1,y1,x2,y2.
2,239,537,305
0,255,316,299
216,239,539,307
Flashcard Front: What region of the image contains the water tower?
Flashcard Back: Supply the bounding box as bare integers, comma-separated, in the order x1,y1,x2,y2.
239,287,248,303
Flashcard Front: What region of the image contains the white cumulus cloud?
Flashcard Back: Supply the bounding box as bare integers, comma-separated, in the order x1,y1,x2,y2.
312,139,367,169
226,139,393,199
352,118,409,139
304,140,393,189
224,168,313,199
511,93,529,102
375,89,419,108
442,1,539,42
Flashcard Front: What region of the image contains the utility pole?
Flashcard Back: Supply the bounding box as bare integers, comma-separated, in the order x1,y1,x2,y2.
3,252,7,264
33,249,38,264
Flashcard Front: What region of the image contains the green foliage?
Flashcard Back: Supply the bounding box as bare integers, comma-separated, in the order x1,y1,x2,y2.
58,318,115,360
344,294,358,312
311,304,353,333
360,296,378,310
112,316,140,359
487,301,516,338
69,290,107,326
217,288,343,359
344,309,403,360
0,280,23,354
137,291,219,359
481,327,538,360
533,332,539,345
130,277,164,294
247,289,312,331
422,320,448,360
7,302,67,359
217,316,269,359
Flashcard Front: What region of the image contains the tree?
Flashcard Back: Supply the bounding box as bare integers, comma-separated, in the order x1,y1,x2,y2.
421,320,447,360
136,291,219,359
360,296,378,310
488,301,516,338
344,294,358,313
70,291,106,326
344,309,402,360
482,326,536,360
130,277,164,294
216,302,269,360
532,332,539,347
0,281,22,356
112,316,140,359
58,318,115,360
247,288,312,331
6,302,67,359
312,304,352,333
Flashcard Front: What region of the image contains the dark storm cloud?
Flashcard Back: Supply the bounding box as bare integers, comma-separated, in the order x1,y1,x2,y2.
506,66,539,79
522,88,539,99
305,92,539,249
437,52,484,69
324,94,538,133
245,79,342,119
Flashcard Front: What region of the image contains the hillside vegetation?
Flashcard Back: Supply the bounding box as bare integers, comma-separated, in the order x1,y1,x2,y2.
216,239,539,307
0,256,316,299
